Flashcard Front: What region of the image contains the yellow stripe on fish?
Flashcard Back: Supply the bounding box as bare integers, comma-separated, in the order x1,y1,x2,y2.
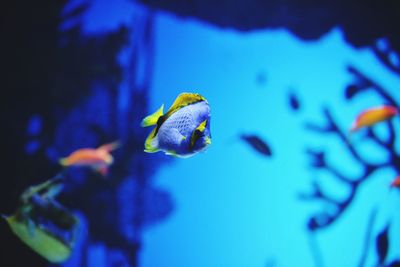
190,119,208,149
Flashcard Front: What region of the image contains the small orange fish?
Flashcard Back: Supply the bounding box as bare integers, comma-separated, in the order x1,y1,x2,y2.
390,176,400,188
350,105,398,132
59,141,120,176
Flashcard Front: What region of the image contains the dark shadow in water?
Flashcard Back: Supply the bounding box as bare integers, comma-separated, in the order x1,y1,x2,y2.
1,1,173,267
298,64,400,267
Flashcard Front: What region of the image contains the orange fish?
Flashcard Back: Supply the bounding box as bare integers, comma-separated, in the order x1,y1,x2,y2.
59,141,120,176
350,105,398,132
390,176,400,188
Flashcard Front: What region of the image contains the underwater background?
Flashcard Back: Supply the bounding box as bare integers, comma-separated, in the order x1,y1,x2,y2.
2,0,400,266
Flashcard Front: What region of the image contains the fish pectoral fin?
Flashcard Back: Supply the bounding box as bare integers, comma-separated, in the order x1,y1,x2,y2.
141,104,164,127
196,119,208,132
165,93,206,117
144,128,160,153
190,119,208,148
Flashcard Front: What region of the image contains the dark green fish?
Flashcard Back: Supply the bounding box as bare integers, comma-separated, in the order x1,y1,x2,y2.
3,175,79,263
240,134,272,157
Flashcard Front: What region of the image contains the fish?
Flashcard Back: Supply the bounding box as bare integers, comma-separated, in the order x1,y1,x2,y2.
288,91,300,111
390,176,400,188
141,92,211,157
59,141,120,175
3,177,79,263
350,105,398,132
240,134,272,157
4,214,74,263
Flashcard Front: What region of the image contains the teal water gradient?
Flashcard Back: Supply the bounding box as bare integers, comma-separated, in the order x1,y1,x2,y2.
143,13,400,267
81,1,400,266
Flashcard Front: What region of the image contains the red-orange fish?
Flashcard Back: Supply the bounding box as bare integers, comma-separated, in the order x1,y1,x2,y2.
390,176,400,188
59,141,120,176
350,105,398,132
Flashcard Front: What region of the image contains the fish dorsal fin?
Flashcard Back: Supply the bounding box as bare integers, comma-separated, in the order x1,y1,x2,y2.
141,104,164,127
97,141,120,152
190,119,208,148
165,93,206,118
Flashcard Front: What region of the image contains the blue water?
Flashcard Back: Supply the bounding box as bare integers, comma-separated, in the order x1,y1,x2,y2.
60,0,400,266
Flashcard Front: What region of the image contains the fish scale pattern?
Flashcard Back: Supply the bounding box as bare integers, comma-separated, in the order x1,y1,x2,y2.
163,106,195,137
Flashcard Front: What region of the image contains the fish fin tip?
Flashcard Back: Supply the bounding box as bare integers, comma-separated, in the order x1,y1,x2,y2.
59,158,68,166
98,141,121,152
205,136,212,145
144,149,159,153
141,104,164,127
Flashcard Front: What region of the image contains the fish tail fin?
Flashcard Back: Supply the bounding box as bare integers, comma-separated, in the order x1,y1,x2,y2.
144,128,159,153
141,104,164,127
59,158,69,166
98,141,121,152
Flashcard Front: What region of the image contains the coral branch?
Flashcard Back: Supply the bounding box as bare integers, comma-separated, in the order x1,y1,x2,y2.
306,148,357,185
347,66,399,107
302,104,390,231
298,180,340,206
387,120,396,149
357,208,378,267
366,128,387,147
371,43,400,77
306,107,369,165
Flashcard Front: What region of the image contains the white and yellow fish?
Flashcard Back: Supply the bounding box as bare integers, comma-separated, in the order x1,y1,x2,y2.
141,92,211,157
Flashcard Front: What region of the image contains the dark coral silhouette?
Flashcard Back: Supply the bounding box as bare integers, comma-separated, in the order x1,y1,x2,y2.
292,54,400,267
299,65,399,231
1,1,173,267
54,11,174,267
